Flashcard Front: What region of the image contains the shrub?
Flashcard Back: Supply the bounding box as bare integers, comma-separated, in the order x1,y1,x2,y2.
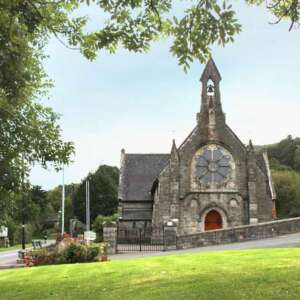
59,243,100,264
99,243,108,255
61,243,87,263
86,245,100,261
26,241,100,266
28,248,59,265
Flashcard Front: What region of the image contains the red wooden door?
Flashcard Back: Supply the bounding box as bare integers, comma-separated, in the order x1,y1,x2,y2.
205,210,222,231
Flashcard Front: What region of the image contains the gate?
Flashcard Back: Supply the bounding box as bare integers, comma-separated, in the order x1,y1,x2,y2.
117,225,165,252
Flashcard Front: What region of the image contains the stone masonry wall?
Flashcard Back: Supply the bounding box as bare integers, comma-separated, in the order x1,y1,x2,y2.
103,226,117,254
178,192,244,235
176,217,300,249
152,166,171,227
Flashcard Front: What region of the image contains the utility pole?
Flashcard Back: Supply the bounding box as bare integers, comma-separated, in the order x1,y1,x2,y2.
61,165,65,236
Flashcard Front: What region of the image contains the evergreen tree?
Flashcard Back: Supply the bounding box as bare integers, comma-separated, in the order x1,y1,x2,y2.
72,165,119,223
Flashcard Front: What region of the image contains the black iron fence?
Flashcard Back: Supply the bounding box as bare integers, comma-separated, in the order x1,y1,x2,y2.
117,226,165,252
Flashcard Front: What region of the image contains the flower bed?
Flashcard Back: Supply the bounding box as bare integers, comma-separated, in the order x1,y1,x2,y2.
24,239,106,266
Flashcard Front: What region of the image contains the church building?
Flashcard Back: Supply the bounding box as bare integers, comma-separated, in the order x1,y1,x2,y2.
118,59,277,235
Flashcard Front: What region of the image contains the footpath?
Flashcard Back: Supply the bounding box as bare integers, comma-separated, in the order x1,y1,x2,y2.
1,233,300,270
0,240,55,270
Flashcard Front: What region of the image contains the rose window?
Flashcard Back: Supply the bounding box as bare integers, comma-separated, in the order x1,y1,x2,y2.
195,145,233,184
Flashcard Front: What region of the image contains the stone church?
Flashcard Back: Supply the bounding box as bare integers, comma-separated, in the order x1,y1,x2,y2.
118,59,277,235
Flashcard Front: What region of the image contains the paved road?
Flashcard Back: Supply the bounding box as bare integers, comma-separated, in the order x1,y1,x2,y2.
0,240,55,267
112,232,300,260
1,234,300,267
0,250,20,266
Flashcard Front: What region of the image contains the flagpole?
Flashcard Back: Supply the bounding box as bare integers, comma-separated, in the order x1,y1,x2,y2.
86,179,90,232
61,165,65,236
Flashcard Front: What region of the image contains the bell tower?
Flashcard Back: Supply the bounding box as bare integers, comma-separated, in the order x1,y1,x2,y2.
197,58,226,141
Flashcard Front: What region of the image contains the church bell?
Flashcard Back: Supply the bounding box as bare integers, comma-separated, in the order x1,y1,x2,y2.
207,84,214,94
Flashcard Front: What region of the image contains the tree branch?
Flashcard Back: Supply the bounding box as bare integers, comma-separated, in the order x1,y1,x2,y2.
27,0,81,51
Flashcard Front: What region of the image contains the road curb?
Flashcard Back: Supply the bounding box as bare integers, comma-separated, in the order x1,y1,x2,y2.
0,264,26,270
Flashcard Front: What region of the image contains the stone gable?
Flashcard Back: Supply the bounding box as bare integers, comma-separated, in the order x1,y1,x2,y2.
118,58,276,236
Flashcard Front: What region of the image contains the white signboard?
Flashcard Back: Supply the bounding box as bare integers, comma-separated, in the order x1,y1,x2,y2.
84,230,96,241
0,226,8,238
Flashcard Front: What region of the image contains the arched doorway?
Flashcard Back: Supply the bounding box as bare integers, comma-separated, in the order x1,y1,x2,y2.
205,210,222,231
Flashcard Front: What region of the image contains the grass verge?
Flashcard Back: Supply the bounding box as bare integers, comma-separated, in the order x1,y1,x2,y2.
0,248,300,300
0,244,31,252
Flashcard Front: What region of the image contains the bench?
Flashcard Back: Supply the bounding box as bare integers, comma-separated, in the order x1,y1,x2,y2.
32,240,42,249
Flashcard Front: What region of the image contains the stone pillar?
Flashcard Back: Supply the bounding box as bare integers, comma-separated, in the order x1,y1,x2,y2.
164,222,178,250
169,139,180,220
103,224,117,254
247,140,258,224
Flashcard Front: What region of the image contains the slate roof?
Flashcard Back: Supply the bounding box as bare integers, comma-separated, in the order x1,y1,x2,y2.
121,154,170,201
255,153,268,176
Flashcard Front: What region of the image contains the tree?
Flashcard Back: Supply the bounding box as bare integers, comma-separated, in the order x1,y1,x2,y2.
0,1,74,215
2,1,297,71
267,136,300,172
93,214,118,242
29,185,54,233
247,0,300,32
47,184,78,212
294,145,300,172
2,185,52,244
47,183,78,231
1,1,298,217
73,165,119,223
272,170,300,218
259,136,300,219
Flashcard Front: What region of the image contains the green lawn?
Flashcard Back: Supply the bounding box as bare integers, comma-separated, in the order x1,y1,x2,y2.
1,248,300,300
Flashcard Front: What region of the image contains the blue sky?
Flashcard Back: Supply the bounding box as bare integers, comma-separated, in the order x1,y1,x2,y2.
30,2,300,190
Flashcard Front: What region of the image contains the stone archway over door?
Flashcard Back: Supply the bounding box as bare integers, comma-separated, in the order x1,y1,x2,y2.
205,210,222,231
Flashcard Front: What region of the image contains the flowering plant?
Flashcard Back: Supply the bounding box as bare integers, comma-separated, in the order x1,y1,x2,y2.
99,242,109,255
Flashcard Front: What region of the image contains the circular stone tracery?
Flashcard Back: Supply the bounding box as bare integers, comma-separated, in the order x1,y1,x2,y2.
208,162,218,172
195,144,234,184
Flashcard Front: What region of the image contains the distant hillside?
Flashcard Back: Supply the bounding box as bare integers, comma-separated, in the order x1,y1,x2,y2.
255,135,300,173
253,144,276,153
256,135,300,219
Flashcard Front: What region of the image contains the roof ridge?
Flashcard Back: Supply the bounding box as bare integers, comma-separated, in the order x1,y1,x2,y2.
125,153,170,155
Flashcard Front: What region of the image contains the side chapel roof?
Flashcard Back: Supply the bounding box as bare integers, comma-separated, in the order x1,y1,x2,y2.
120,153,170,201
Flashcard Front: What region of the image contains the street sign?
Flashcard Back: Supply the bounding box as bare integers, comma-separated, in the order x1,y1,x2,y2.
0,226,8,238
84,230,96,241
